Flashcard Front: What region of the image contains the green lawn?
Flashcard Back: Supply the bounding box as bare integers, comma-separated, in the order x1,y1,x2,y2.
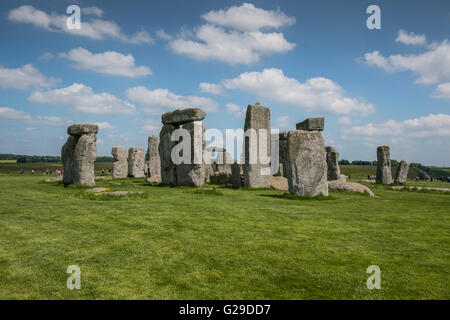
0,173,449,300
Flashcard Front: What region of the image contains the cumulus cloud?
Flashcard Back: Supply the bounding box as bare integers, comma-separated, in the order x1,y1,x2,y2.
395,29,426,46
432,82,450,99
168,3,295,64
0,107,70,126
156,28,173,40
225,103,245,118
361,39,450,84
8,5,153,44
95,121,113,130
29,83,136,115
274,115,292,130
82,7,103,17
344,114,450,139
60,47,151,77
222,68,375,115
0,64,58,90
337,116,353,125
201,2,295,32
140,119,161,134
199,82,223,95
126,86,219,112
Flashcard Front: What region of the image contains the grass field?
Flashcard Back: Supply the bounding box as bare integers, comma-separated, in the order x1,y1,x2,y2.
0,168,449,299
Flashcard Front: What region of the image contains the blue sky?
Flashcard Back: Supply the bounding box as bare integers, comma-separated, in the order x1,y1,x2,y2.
0,0,449,165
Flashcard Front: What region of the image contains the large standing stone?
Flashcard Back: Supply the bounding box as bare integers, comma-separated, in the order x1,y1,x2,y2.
296,118,324,131
62,124,98,186
159,124,178,186
275,131,288,177
145,135,161,182
376,146,392,184
176,121,206,187
243,103,271,188
325,146,341,181
394,160,409,184
285,130,328,196
216,151,233,174
162,108,206,125
128,147,145,178
111,146,128,178
231,163,242,188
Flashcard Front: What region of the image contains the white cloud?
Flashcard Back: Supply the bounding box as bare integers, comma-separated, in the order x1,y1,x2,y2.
199,82,223,95
274,115,292,130
82,7,103,17
344,114,450,138
432,82,450,99
201,3,295,32
168,3,295,64
337,116,353,125
156,28,173,40
8,5,153,44
395,29,426,46
223,68,375,115
29,83,136,115
0,107,70,126
0,64,58,90
362,40,450,84
225,103,245,118
126,86,219,112
60,47,151,77
39,52,54,60
95,121,113,130
140,119,161,134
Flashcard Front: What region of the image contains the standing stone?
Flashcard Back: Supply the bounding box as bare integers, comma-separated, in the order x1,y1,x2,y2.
111,146,128,178
145,135,161,182
128,147,145,178
394,160,409,184
376,146,392,184
275,131,288,177
285,130,328,196
243,103,271,188
159,124,178,186
231,163,242,188
296,118,324,131
176,121,206,187
216,151,233,174
325,146,341,181
61,124,98,186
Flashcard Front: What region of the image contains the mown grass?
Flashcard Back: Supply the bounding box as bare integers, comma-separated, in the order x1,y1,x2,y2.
0,174,449,300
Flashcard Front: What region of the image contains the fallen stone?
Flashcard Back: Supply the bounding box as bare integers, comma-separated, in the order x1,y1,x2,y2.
44,176,63,182
285,130,328,196
391,186,450,192
269,176,289,191
296,118,324,131
162,108,206,125
328,180,375,197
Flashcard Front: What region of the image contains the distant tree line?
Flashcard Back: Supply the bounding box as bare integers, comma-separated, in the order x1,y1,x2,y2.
0,154,114,163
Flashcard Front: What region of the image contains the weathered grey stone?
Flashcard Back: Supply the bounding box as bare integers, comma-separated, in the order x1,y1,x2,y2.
111,146,128,178
296,118,324,131
159,124,178,186
326,146,341,181
231,163,242,188
285,130,328,196
209,172,233,185
128,147,145,178
269,176,288,191
243,103,271,188
67,124,98,136
328,179,375,197
394,160,409,184
216,151,233,174
144,135,161,182
176,121,206,187
62,125,97,186
162,108,206,125
376,146,392,184
275,131,288,177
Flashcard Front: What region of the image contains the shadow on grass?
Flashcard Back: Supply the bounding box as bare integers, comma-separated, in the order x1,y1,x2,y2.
259,193,336,201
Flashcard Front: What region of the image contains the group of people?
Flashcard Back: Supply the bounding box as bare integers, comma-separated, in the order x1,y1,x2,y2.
20,168,63,175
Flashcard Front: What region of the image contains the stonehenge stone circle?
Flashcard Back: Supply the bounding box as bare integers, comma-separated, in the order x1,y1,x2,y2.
243,102,271,188
128,147,145,178
145,135,161,182
376,146,392,184
111,146,128,178
326,146,341,181
285,129,328,196
394,160,409,184
159,108,206,187
62,124,98,186
296,117,324,131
